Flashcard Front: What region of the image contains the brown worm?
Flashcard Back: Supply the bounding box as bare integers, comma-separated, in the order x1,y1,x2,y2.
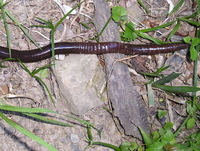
0,42,190,63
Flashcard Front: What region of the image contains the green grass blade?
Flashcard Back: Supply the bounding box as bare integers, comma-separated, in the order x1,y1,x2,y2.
50,30,56,66
18,59,32,75
192,29,200,108
142,72,162,77
79,22,91,29
184,11,200,19
152,72,181,86
147,83,155,106
153,85,200,93
146,141,166,151
0,1,9,8
0,112,58,151
0,1,11,57
34,76,55,106
23,113,73,127
168,0,185,16
138,127,153,147
137,0,150,14
136,31,166,44
167,20,180,41
178,17,200,26
55,0,85,29
31,24,52,28
125,22,167,43
155,66,171,74
65,115,95,127
5,10,41,49
92,142,121,151
86,124,93,141
0,58,16,68
184,12,198,19
198,0,200,13
18,60,55,105
31,64,54,75
173,113,191,137
138,21,176,33
34,17,54,29
92,16,112,42
142,66,170,77
0,104,56,113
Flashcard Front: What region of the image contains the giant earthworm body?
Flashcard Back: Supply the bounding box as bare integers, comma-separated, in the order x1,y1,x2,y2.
0,42,190,63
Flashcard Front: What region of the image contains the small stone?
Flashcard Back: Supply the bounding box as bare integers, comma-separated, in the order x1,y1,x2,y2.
54,54,106,115
70,134,80,144
71,143,80,151
0,126,5,135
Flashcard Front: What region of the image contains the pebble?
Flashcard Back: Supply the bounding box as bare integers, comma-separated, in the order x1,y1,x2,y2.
0,126,5,135
71,143,80,151
70,134,80,144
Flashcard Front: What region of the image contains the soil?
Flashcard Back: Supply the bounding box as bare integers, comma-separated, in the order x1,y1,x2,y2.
0,0,198,151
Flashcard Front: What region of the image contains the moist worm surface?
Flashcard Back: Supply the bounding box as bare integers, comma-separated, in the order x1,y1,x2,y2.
0,42,190,63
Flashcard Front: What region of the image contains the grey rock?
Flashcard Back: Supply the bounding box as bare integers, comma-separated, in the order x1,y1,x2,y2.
53,54,106,115
70,134,79,144
71,143,80,151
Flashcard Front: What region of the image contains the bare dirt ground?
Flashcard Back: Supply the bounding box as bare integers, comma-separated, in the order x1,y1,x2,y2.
0,0,198,151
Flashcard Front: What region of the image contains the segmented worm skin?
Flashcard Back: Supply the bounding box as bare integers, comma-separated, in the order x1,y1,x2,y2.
0,42,190,63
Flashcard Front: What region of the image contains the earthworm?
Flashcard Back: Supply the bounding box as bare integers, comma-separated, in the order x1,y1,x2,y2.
0,42,190,63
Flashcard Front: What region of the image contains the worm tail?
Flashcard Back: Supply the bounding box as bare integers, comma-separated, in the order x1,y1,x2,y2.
121,43,190,55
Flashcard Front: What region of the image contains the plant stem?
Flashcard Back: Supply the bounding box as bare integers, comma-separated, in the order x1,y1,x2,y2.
0,0,11,57
192,28,200,106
